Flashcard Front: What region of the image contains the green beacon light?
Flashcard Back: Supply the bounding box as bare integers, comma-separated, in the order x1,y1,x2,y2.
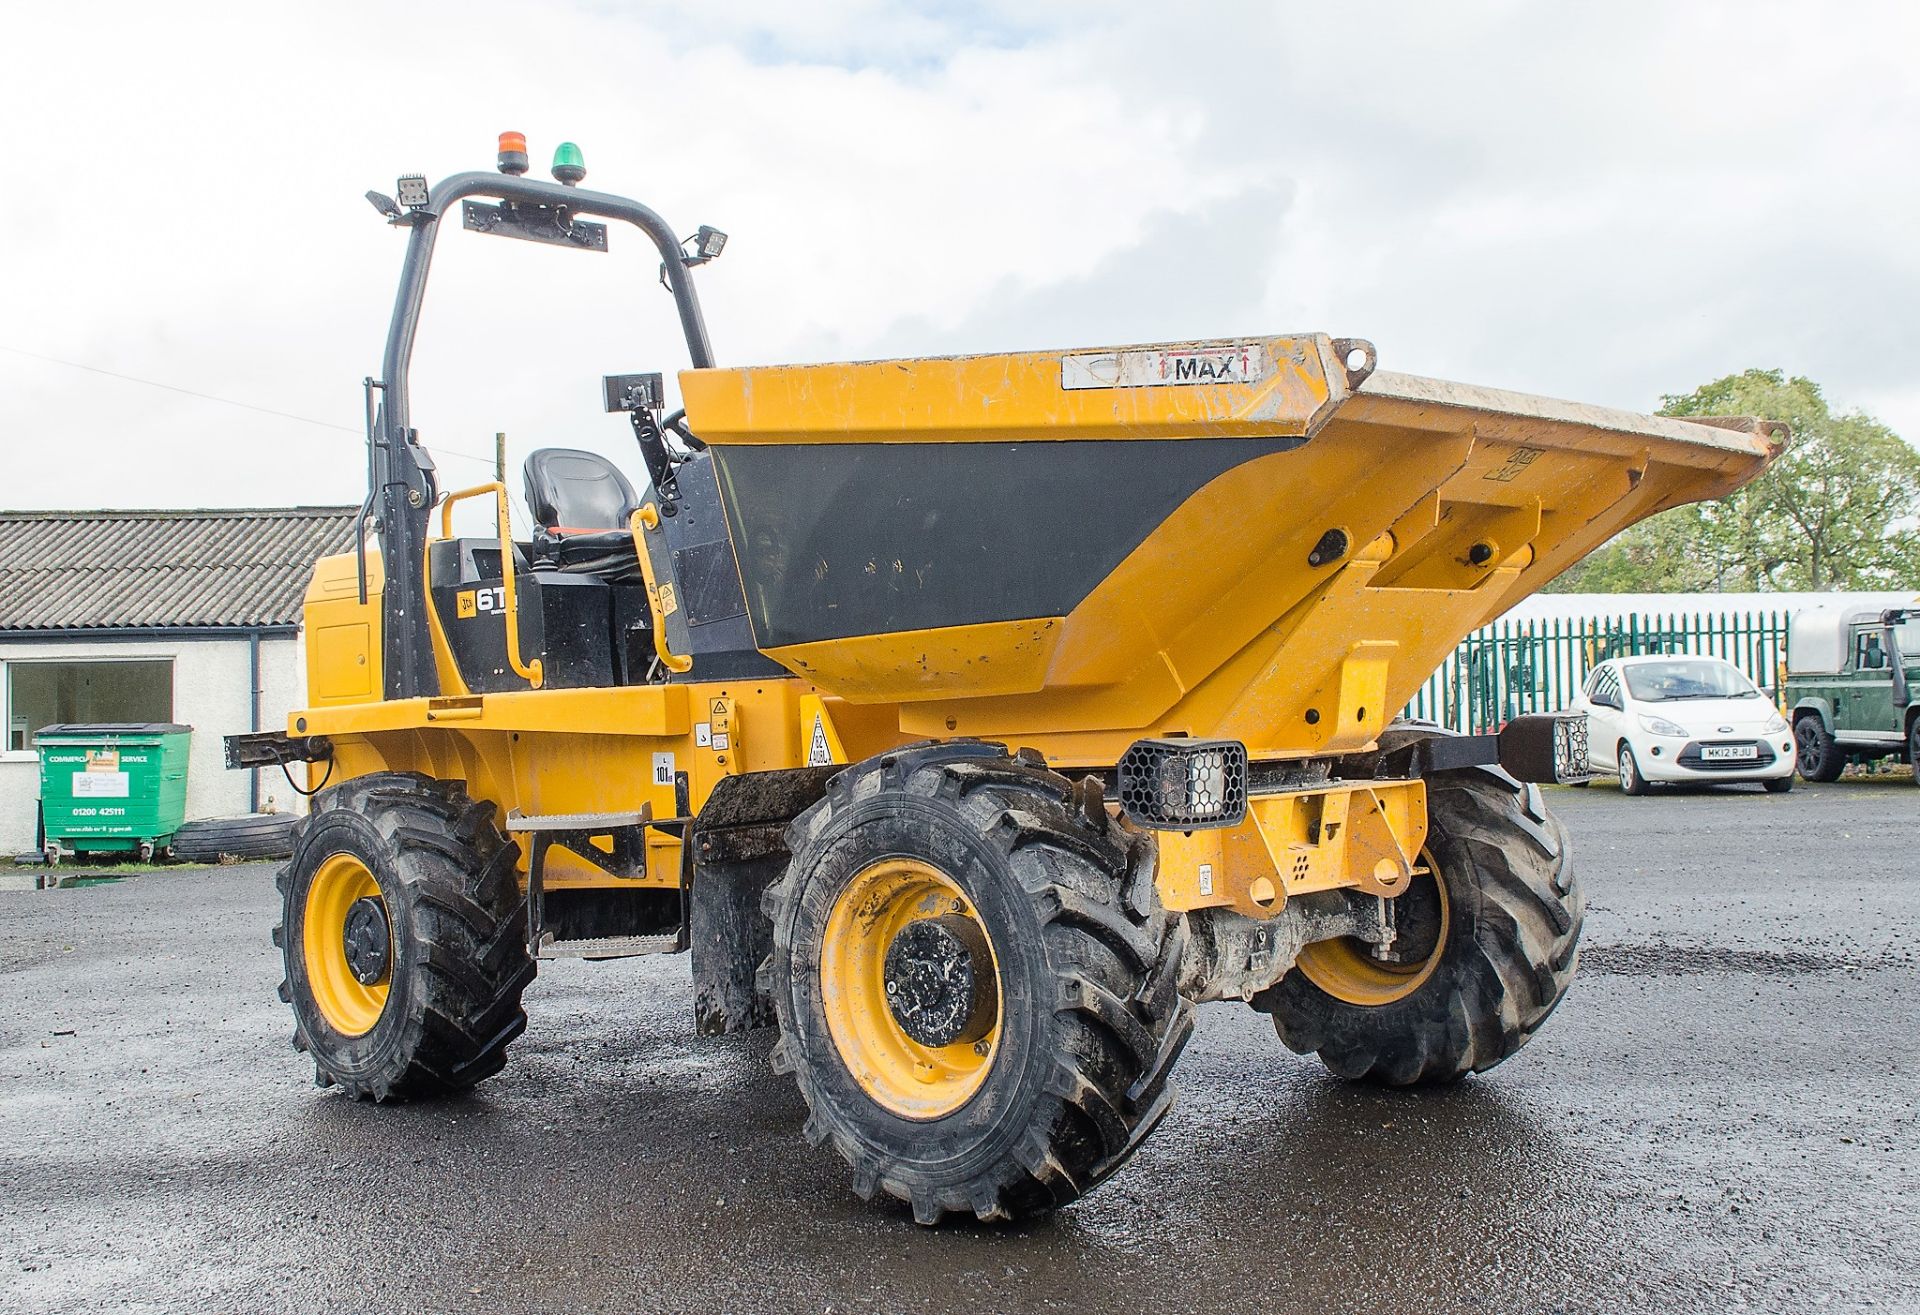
551,141,586,186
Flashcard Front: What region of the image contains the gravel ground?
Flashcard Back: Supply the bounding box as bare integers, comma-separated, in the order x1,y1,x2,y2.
1,779,1914,1315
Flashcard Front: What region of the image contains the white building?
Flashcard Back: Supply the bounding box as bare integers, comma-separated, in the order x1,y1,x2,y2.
1499,590,1920,629
0,507,355,855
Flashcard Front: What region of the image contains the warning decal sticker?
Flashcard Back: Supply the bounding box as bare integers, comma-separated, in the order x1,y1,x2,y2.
807,714,834,767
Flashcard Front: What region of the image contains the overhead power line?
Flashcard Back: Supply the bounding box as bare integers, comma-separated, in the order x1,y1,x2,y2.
1,343,362,433
0,343,497,468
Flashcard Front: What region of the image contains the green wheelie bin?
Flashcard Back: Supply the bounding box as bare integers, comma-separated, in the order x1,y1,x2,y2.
35,723,193,865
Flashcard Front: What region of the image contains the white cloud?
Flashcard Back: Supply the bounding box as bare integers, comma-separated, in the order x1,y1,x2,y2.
1,0,1914,519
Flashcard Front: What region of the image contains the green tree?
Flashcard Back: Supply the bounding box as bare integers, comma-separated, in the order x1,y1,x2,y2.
1550,370,1920,592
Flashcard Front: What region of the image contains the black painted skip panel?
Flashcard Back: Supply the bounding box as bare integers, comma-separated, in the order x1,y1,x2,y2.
712,437,1303,649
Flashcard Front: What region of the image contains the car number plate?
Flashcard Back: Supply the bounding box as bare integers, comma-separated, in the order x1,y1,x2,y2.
1701,744,1758,762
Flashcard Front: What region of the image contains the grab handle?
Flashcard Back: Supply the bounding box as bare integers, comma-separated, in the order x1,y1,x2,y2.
629,504,694,674
437,482,544,689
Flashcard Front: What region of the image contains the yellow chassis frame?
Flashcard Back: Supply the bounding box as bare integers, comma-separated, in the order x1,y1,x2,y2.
1156,779,1428,916
295,628,1426,918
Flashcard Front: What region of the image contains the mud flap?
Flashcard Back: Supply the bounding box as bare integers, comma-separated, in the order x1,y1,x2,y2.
689,849,787,1035
688,766,840,1035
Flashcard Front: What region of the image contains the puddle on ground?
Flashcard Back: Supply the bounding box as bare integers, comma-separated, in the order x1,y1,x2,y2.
1581,942,1890,976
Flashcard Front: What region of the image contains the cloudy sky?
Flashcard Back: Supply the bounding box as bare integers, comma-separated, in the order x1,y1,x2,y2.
3,0,1916,521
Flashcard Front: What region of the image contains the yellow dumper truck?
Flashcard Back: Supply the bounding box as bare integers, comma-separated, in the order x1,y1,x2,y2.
228,136,1786,1224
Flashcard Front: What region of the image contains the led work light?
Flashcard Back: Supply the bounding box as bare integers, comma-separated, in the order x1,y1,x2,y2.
1117,738,1249,830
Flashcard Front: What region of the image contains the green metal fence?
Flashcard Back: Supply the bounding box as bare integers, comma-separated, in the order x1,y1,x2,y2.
1403,609,1791,735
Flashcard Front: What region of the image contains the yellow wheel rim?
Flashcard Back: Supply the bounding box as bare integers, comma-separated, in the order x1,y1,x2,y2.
819,857,1001,1120
303,852,390,1037
1296,851,1450,1007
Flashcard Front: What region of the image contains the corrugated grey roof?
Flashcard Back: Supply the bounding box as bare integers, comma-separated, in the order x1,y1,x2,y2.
0,508,359,631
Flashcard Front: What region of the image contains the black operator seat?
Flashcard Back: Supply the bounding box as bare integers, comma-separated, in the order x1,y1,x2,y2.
523,448,647,583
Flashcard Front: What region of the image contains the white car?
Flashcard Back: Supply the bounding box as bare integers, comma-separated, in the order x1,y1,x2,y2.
1569,654,1796,795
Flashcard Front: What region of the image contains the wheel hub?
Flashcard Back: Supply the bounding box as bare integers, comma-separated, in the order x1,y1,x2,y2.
341,895,391,986
882,914,997,1048
1297,850,1451,1006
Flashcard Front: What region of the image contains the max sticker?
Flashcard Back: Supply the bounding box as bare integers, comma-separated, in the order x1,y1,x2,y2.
1062,343,1270,390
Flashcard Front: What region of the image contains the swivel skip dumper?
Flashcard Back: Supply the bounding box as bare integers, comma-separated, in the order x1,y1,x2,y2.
231,134,1787,1225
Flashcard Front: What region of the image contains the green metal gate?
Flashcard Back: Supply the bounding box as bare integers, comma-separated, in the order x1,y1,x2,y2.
1403,610,1790,735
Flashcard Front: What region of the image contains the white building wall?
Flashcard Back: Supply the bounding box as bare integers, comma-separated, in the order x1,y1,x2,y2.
0,632,306,854
1498,590,1920,627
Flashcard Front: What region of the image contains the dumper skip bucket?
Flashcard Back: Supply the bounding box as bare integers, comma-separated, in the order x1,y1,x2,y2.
681,333,1784,762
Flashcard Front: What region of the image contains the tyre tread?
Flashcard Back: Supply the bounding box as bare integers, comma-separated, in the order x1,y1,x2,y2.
1263,758,1583,1086
764,745,1191,1224
272,771,534,1102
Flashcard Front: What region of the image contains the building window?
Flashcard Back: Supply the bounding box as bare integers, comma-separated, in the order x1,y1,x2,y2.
5,659,175,751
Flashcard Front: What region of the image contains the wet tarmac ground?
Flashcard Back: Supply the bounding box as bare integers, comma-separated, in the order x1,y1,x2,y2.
2,780,1915,1314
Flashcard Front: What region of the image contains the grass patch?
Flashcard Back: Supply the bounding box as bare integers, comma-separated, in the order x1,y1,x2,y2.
1839,764,1917,785
23,859,224,876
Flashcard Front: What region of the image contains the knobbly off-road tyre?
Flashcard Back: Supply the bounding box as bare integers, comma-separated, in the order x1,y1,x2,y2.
274,772,535,1101
762,742,1193,1225
1258,765,1582,1086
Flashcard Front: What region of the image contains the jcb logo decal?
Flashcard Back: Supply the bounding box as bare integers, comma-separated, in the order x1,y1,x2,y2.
456,586,507,618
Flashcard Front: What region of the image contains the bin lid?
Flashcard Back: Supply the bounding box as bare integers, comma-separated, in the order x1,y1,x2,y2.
34,722,194,740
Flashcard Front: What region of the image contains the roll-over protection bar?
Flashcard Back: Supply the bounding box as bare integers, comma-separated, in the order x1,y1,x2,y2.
368,170,717,702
